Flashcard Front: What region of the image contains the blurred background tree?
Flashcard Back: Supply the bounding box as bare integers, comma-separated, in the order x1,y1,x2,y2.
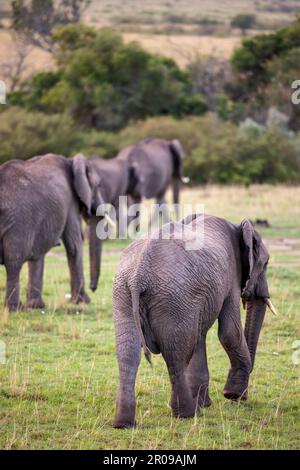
230,14,257,36
1,3,300,184
11,0,91,51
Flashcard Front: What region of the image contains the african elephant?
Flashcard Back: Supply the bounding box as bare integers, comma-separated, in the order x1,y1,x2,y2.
0,153,99,311
117,138,189,220
84,155,133,292
113,214,276,428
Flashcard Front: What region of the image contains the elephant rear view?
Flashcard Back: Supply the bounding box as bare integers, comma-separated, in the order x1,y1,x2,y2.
113,214,276,428
0,153,99,311
117,138,189,218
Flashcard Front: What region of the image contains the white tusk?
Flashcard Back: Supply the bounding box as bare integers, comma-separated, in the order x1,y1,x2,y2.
104,213,117,229
265,298,278,316
182,176,190,184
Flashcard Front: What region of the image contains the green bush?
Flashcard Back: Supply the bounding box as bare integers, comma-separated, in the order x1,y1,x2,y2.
10,25,207,131
0,107,78,164
119,115,300,184
1,110,299,185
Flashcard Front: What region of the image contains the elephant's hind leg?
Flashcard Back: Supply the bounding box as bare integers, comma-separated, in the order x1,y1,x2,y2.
114,292,141,428
218,297,252,401
167,366,197,419
186,334,211,408
26,257,46,309
163,348,196,419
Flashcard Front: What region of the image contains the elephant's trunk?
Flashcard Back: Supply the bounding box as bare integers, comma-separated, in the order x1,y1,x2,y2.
89,215,102,292
244,298,266,370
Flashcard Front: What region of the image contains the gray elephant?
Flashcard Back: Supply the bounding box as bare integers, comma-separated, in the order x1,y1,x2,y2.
0,153,100,311
113,214,277,428
117,138,189,220
85,155,132,292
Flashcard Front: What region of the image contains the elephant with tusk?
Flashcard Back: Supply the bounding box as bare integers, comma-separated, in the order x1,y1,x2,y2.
113,213,277,428
80,154,136,292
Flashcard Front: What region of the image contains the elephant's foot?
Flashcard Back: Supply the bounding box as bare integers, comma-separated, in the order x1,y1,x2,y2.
223,369,249,401
223,386,248,401
25,297,46,310
6,301,24,312
191,383,212,408
172,406,197,419
71,290,90,305
114,403,136,429
114,419,136,429
197,391,212,408
171,397,197,419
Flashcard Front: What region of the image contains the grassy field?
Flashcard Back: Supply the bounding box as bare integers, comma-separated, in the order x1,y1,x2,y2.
0,185,299,450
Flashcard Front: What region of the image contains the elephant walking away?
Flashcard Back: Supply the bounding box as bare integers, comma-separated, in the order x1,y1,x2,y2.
113,214,277,428
83,155,133,292
0,153,99,311
117,138,189,221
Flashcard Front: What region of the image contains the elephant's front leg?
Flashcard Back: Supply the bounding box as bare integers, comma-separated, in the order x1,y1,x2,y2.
218,298,252,400
5,261,23,311
63,217,90,305
26,257,46,309
186,334,211,408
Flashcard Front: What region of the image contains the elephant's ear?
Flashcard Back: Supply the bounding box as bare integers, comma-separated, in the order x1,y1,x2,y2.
72,154,92,216
240,219,268,299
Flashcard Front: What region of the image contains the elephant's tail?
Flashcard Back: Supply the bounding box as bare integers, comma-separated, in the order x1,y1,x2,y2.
130,286,152,366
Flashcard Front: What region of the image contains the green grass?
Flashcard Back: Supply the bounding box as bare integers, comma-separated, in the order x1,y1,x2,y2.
0,185,299,449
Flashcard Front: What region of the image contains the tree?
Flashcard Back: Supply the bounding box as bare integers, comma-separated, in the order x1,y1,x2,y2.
11,0,91,52
231,14,256,36
1,33,32,92
11,25,207,130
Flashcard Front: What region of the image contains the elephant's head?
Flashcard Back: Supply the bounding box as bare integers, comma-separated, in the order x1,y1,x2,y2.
240,219,276,369
72,154,109,292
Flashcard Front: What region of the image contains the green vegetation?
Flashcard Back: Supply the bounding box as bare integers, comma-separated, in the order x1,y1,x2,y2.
230,19,300,129
9,25,207,130
230,14,257,35
0,186,299,449
2,18,300,184
1,112,300,184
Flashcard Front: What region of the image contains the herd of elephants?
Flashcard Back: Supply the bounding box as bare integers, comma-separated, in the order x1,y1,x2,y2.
0,137,277,428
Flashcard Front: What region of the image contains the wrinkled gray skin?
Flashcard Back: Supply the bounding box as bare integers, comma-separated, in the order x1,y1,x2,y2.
86,156,131,292
117,138,187,219
0,153,100,311
113,214,271,428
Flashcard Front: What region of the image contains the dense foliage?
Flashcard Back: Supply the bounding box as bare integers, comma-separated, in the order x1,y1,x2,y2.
1,110,299,184
229,18,300,129
2,19,300,184
9,25,207,130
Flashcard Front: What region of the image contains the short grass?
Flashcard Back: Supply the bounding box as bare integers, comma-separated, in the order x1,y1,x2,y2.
0,185,299,450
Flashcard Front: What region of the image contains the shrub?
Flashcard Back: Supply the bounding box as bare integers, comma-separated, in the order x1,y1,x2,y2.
10,25,207,131
120,114,300,184
0,107,78,164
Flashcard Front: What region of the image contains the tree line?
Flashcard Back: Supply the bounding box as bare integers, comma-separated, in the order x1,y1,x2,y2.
1,3,300,183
